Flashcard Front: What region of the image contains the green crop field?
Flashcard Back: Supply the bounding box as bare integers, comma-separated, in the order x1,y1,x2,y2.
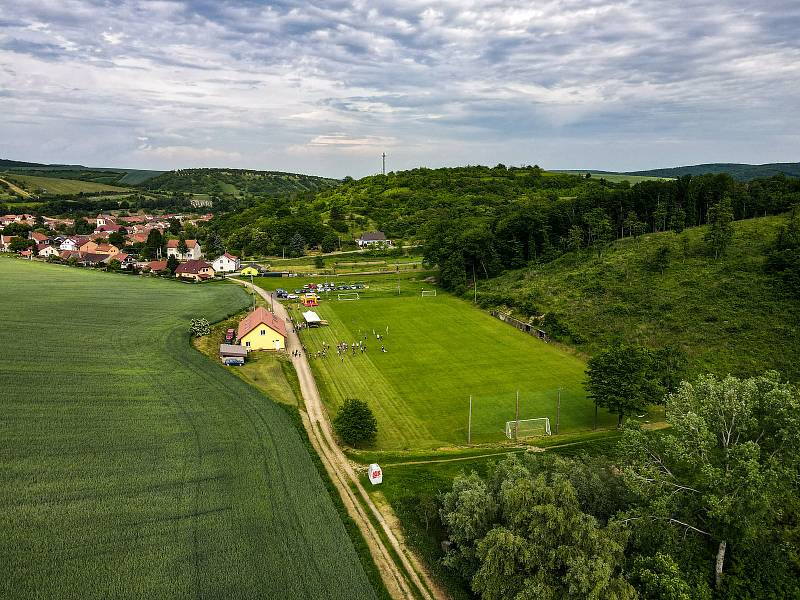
253,274,617,450
0,259,378,599
0,172,129,195
549,171,673,183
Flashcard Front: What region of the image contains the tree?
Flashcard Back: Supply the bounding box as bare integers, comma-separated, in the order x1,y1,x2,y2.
704,196,734,259
2,222,31,237
313,256,324,269
108,231,126,248
440,456,636,600
333,398,377,447
617,372,800,590
205,232,225,258
189,318,210,337
177,235,188,257
144,229,164,260
623,211,645,239
166,254,179,274
586,344,664,427
321,232,338,253
567,225,584,252
9,237,35,253
168,218,182,235
628,553,693,600
73,217,93,234
288,232,306,258
105,258,121,272
765,206,800,296
669,207,686,234
584,208,613,256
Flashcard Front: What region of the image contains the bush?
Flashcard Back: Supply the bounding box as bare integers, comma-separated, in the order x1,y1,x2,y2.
333,398,377,447
189,318,210,337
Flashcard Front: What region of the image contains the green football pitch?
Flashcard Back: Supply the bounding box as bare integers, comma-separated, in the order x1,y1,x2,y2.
255,274,616,450
0,260,377,599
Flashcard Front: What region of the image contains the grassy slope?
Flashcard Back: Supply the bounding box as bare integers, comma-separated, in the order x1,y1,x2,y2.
254,274,616,451
549,171,671,184
0,260,377,600
482,215,800,380
2,172,129,194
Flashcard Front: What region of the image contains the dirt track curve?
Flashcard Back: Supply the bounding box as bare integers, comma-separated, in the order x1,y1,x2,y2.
236,279,444,600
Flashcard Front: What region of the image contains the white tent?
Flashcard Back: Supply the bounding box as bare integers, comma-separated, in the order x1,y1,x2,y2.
302,310,322,325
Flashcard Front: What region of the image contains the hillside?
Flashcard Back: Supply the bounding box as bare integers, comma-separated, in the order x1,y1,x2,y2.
627,162,800,181
0,172,130,195
140,168,340,196
0,159,164,185
477,215,800,380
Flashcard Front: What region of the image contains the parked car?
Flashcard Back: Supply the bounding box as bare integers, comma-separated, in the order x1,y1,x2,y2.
287,293,298,299
223,357,244,366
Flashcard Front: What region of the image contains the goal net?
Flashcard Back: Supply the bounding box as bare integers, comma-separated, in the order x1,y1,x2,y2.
421,289,437,297
338,292,360,301
505,417,551,439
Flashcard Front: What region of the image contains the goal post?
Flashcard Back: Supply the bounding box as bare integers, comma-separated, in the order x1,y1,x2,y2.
505,417,551,439
337,292,360,301
421,289,437,297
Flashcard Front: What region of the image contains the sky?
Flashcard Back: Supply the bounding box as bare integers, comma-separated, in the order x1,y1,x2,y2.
0,1,798,178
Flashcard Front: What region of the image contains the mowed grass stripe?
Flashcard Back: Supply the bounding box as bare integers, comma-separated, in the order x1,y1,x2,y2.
0,260,377,600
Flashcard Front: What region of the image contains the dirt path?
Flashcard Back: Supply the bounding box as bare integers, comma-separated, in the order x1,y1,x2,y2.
0,177,32,198
236,279,444,600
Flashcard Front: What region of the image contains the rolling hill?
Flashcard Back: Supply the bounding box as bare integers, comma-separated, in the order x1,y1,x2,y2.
139,168,340,196
625,162,800,181
0,159,164,186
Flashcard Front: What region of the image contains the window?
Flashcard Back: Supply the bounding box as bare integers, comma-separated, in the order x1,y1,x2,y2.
245,341,250,347
261,329,266,335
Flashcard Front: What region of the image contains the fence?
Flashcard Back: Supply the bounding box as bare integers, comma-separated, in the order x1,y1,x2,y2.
490,310,549,342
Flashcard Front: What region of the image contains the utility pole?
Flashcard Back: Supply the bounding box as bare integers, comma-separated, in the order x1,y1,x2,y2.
382,152,386,176
556,387,561,435
468,395,472,444
515,390,520,441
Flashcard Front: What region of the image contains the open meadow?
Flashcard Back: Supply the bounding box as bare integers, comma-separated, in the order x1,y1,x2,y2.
253,274,617,450
0,259,378,600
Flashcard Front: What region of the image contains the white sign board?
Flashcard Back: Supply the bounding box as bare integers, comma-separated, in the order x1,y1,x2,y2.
368,463,383,485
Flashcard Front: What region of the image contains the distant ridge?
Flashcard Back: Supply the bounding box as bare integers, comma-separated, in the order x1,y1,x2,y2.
625,162,800,181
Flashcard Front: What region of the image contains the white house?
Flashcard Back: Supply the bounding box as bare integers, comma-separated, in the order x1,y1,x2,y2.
59,237,87,252
166,239,202,261
357,231,392,247
0,235,15,252
212,252,240,273
37,243,60,258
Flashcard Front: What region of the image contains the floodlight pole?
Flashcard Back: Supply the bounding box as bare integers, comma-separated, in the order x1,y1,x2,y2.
515,390,520,441
468,395,472,445
556,387,561,435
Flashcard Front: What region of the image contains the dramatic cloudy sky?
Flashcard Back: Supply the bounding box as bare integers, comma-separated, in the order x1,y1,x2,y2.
0,1,798,177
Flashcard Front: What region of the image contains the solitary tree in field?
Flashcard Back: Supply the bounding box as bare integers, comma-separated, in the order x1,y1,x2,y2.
705,196,734,259
617,372,800,590
333,398,377,447
586,344,664,428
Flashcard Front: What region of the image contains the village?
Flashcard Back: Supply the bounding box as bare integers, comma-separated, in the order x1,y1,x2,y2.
0,211,245,281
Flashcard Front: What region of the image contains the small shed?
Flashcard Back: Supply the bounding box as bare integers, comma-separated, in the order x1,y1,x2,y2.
219,344,248,359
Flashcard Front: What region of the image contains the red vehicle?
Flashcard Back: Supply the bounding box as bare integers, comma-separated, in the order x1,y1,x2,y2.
308,283,317,289
225,328,235,343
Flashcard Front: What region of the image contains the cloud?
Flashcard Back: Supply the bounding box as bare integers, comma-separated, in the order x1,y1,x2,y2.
0,0,798,175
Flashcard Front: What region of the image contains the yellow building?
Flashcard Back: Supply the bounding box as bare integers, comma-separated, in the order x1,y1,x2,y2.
237,306,287,351
240,266,259,276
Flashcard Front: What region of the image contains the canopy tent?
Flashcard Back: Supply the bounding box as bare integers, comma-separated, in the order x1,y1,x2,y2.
302,310,323,327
